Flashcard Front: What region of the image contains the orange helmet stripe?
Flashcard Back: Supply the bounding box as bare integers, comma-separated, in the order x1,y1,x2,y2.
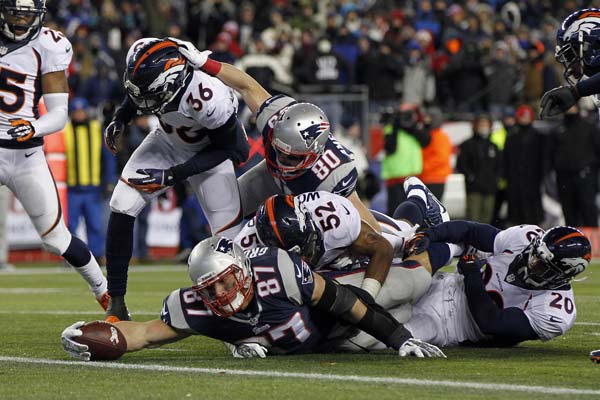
578,11,600,19
133,40,178,75
265,196,285,247
552,232,585,245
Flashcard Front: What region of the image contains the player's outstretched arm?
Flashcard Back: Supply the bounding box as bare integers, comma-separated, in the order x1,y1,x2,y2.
349,221,394,298
310,273,446,358
115,320,189,351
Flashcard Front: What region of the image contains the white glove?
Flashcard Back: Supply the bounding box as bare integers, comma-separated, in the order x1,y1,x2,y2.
227,342,269,359
61,321,91,361
398,338,446,358
167,37,212,70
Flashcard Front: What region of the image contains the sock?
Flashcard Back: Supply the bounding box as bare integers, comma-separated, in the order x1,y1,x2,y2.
393,197,425,227
448,243,464,258
405,185,427,204
106,212,136,297
63,236,107,297
428,242,452,274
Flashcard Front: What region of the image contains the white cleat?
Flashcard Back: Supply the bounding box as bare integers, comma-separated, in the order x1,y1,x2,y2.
403,177,450,227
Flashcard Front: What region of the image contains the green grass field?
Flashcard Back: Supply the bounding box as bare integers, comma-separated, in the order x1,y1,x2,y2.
1,263,599,400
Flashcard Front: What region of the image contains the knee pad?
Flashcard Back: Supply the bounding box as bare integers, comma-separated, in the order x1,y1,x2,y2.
109,180,147,217
41,221,72,255
375,264,432,309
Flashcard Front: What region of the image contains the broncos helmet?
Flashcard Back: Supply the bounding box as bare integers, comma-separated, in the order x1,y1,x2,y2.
556,8,600,84
514,226,591,290
188,236,253,317
266,103,330,180
124,38,189,114
255,194,325,266
0,0,46,42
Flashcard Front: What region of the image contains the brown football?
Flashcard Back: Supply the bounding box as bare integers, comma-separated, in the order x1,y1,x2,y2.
74,321,127,361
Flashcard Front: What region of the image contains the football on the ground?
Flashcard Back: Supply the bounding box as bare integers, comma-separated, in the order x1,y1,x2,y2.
75,321,127,361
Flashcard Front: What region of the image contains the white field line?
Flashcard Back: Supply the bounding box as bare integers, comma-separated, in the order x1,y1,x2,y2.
1,356,599,396
0,265,186,275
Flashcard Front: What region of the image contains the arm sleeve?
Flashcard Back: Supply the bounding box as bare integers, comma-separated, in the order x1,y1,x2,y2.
462,268,538,343
426,220,501,252
575,72,600,97
30,93,68,136
170,115,249,182
113,96,137,124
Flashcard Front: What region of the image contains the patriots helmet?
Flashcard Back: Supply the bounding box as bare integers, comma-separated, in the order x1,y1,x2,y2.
514,226,591,290
556,8,600,83
0,0,46,42
188,236,253,317
123,38,189,114
255,194,325,266
266,103,330,180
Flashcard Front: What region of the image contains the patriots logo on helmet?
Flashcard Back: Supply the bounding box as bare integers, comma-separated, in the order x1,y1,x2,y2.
215,237,234,255
299,122,329,148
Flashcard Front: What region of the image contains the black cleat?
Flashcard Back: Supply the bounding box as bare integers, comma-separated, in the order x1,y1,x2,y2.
104,295,131,322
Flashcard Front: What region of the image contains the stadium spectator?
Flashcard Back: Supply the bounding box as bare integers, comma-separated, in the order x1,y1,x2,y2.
402,40,436,107
456,113,502,223
490,108,517,228
418,108,452,200
549,105,600,227
484,41,522,119
504,105,548,226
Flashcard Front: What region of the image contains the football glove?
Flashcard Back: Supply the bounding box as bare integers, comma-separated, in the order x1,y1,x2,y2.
104,119,124,155
128,168,176,194
457,253,487,275
403,232,431,257
540,85,580,119
8,119,35,142
168,37,212,70
398,338,446,358
225,342,269,359
61,321,91,361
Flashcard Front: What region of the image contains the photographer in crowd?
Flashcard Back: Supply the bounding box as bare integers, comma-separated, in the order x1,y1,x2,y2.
381,104,431,214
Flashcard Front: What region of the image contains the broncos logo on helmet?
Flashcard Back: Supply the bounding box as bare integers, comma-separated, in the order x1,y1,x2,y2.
124,39,190,114
556,8,600,83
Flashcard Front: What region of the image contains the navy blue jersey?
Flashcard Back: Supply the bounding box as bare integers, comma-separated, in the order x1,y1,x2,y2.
255,95,358,197
160,247,336,354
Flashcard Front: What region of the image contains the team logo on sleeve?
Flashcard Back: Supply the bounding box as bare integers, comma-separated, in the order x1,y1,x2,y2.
299,122,330,148
300,260,313,285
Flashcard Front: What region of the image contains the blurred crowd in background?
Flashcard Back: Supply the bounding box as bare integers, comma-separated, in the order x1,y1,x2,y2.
21,0,600,264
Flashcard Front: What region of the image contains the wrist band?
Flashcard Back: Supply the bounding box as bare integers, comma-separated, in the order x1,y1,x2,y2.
202,58,222,75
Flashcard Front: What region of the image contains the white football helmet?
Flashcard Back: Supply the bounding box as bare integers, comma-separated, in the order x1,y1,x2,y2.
188,236,253,317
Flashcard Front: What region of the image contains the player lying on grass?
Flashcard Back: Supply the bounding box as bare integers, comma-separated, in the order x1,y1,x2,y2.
61,236,445,360
392,222,591,347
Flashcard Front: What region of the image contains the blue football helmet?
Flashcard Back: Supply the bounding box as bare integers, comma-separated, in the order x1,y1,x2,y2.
0,0,46,42
513,226,591,290
123,38,189,114
255,194,325,266
556,8,600,83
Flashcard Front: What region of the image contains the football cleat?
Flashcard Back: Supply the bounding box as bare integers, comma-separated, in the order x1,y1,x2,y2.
96,291,110,311
590,349,600,364
403,176,450,227
104,295,131,322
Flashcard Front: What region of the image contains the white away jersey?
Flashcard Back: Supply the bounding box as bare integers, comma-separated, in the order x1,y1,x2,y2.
234,191,362,270
0,27,71,141
408,225,577,345
157,70,238,151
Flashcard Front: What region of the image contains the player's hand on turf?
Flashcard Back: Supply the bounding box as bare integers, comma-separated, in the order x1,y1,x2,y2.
7,119,35,142
128,168,175,194
403,232,430,257
540,85,580,119
398,338,446,358
61,321,91,361
457,253,486,275
230,342,269,359
168,37,212,70
104,119,123,155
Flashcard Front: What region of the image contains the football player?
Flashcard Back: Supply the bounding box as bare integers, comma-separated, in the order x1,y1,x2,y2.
169,39,382,231
394,222,590,347
61,236,446,360
0,1,108,308
102,38,249,322
235,177,449,301
541,8,600,118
